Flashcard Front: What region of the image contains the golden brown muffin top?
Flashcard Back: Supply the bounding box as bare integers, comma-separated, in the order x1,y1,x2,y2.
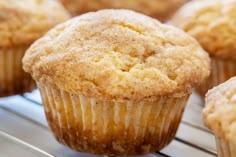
59,0,188,22
0,0,70,47
171,0,236,60
203,77,236,143
23,9,210,100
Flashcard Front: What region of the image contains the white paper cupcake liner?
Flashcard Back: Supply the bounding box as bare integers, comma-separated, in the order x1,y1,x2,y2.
216,137,236,157
38,83,189,155
197,57,236,97
0,46,35,97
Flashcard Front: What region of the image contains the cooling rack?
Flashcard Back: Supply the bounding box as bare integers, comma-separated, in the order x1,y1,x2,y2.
0,90,217,157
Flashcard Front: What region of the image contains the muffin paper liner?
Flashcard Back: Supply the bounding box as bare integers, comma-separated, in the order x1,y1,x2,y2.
38,83,189,155
0,46,35,97
197,57,236,97
216,137,236,157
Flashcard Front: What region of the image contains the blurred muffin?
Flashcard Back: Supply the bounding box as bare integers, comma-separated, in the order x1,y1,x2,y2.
171,0,236,97
0,0,70,97
203,77,236,157
23,9,210,155
59,0,188,22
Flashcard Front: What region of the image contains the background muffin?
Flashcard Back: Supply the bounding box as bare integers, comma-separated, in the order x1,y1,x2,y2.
203,77,236,157
171,0,236,97
58,0,188,22
0,0,70,97
23,9,210,155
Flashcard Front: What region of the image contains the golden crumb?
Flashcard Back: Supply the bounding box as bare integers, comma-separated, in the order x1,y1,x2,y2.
171,0,236,59
203,77,236,144
0,0,70,47
23,9,210,100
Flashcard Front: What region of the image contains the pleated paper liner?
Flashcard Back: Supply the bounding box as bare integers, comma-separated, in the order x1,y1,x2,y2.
38,83,189,156
216,137,236,157
197,57,236,97
0,46,36,97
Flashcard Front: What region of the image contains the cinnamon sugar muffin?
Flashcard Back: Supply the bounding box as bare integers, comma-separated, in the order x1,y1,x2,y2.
203,77,236,157
171,0,236,97
59,0,188,22
23,9,210,155
0,0,70,97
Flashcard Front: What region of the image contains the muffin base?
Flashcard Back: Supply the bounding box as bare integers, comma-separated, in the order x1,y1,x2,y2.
216,137,236,157
197,57,236,97
0,46,36,97
38,83,189,156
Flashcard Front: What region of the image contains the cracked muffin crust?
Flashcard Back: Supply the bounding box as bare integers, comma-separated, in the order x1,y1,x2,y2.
171,0,236,59
171,0,236,97
59,0,188,22
204,77,236,142
203,77,236,157
0,0,70,97
0,0,70,47
23,9,210,100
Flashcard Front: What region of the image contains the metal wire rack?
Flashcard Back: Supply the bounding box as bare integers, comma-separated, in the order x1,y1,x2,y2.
0,90,217,157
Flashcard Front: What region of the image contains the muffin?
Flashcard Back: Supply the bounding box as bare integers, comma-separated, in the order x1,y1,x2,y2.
23,9,210,155
171,0,236,97
203,77,236,157
0,0,70,97
58,0,188,22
